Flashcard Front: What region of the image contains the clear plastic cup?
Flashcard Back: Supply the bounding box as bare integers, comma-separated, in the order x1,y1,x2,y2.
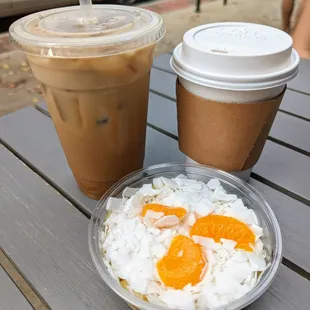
9,5,165,199
89,163,283,310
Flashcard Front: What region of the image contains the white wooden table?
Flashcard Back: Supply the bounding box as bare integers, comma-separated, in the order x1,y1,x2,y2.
1,54,310,310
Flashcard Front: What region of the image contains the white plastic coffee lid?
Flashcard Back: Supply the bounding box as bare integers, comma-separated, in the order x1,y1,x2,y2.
9,5,165,58
171,23,299,90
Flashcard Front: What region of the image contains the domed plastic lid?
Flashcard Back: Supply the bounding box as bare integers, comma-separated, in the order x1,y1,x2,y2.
171,23,299,90
9,5,165,58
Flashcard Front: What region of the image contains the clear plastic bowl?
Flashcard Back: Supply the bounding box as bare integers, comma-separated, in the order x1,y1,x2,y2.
89,163,282,310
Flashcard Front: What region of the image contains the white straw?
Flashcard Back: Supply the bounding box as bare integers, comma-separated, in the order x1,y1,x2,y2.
79,0,93,13
79,0,93,23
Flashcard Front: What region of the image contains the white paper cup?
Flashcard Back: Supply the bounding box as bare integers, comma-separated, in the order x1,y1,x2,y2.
171,23,300,181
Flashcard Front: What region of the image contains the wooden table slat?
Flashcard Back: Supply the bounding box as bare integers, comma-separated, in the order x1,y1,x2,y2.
153,53,174,74
152,56,310,121
154,54,310,87
0,145,130,310
0,267,33,310
299,58,310,74
247,265,310,310
148,91,310,154
268,112,310,154
1,107,310,274
155,55,310,76
287,72,310,95
248,179,310,272
148,94,310,203
252,140,310,199
1,144,310,310
0,107,185,214
280,90,310,121
1,52,310,310
20,100,310,201
35,78,310,156
150,68,176,99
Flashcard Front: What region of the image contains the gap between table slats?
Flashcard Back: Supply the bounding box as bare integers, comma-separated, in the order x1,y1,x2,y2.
299,58,310,74
0,145,130,310
35,97,310,205
1,107,310,277
152,54,310,121
0,266,33,310
148,91,310,202
147,91,310,156
155,53,310,76
0,107,185,215
0,248,49,310
1,145,310,310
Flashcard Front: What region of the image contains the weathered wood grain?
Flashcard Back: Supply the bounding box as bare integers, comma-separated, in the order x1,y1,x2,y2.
36,88,310,155
154,54,310,77
148,69,310,200
299,58,310,74
35,99,310,271
269,112,310,152
280,90,310,121
252,140,310,200
0,53,309,310
3,105,310,205
0,145,129,310
0,107,184,214
148,92,178,137
152,55,310,121
248,265,310,310
150,68,176,100
1,107,96,211
1,144,310,310
148,94,310,202
288,72,310,95
148,92,310,153
248,179,310,272
153,53,174,74
0,267,33,310
1,107,310,274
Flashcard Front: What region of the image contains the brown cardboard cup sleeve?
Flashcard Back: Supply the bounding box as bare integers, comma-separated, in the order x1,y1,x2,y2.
176,80,286,171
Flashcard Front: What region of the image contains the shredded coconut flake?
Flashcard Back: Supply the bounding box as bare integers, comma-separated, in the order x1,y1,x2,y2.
100,176,269,309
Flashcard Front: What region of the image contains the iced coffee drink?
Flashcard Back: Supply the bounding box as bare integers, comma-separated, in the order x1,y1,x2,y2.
10,5,165,199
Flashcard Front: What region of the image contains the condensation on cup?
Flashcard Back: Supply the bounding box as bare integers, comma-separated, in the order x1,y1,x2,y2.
9,5,165,199
171,23,300,181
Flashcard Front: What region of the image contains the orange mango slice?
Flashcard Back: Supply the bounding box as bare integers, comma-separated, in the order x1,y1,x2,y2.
157,235,206,289
190,215,255,252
